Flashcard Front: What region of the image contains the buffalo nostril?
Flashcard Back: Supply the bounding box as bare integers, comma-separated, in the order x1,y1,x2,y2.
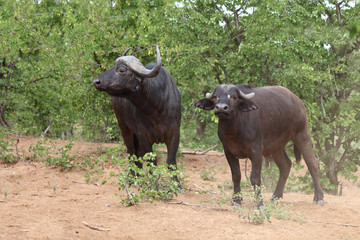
215,103,229,113
93,79,101,85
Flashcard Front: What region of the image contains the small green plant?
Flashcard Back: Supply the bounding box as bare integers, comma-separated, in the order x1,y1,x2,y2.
106,152,183,206
265,200,293,220
83,155,106,183
233,195,298,224
2,183,9,199
28,139,51,161
234,206,269,224
53,142,77,171
200,166,216,181
211,185,297,225
84,144,127,183
50,178,57,194
0,130,18,163
28,140,78,171
215,185,233,205
232,195,271,224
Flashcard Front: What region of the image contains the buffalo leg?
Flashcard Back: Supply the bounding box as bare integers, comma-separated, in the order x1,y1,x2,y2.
165,131,180,184
271,148,292,200
165,131,180,166
135,136,155,166
224,149,242,205
115,122,140,178
250,151,264,208
294,131,324,205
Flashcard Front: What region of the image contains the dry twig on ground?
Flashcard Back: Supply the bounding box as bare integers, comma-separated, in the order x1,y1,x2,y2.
82,221,110,231
167,200,228,211
161,144,223,156
310,220,359,228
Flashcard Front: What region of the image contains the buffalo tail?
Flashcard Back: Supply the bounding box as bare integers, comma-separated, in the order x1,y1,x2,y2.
294,144,302,163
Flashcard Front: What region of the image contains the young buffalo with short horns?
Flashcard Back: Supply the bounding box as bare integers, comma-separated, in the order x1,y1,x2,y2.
195,84,324,208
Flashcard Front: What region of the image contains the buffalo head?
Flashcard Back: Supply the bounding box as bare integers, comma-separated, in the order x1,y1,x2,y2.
93,46,162,96
195,84,258,118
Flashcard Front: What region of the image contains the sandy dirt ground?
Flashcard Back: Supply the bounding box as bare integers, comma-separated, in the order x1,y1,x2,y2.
1,136,360,240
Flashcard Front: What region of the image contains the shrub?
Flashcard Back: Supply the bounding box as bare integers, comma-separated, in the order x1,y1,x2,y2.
0,129,18,163
106,152,184,206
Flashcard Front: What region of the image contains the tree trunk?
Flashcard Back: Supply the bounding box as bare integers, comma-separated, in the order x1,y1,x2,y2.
325,156,339,195
195,115,206,140
0,103,11,129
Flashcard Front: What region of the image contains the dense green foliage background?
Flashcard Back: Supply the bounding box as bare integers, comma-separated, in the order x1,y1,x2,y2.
1,0,359,194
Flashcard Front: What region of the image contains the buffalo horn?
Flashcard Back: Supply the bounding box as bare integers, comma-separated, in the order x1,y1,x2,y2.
237,89,255,100
126,45,161,78
206,91,214,99
122,48,131,56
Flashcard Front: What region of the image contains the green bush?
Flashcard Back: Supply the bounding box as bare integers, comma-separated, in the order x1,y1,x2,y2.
28,139,78,171
0,129,17,163
106,152,184,206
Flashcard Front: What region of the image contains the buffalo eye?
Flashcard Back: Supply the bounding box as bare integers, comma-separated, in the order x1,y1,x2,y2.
228,95,237,100
213,95,219,100
116,66,127,73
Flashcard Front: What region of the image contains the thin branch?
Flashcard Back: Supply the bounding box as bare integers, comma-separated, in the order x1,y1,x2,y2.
320,95,327,119
335,2,342,21
162,144,220,155
113,163,136,206
234,8,240,28
213,64,223,84
264,53,270,85
337,135,355,168
167,201,229,211
82,221,110,231
337,146,349,167
317,0,334,23
193,183,218,195
335,125,344,151
339,13,355,26
212,0,241,46
14,135,21,161
41,120,52,137
218,63,230,84
235,1,247,14
28,76,53,85
315,139,324,159
310,220,359,228
328,65,335,96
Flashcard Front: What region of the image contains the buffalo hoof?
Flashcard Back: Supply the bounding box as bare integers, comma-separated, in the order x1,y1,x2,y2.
230,198,242,207
177,184,184,194
270,196,282,203
314,200,324,206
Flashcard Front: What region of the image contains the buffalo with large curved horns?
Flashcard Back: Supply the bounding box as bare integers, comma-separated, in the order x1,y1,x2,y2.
93,46,181,182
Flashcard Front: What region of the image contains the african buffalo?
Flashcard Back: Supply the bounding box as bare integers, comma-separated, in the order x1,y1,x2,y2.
93,46,181,181
195,84,324,207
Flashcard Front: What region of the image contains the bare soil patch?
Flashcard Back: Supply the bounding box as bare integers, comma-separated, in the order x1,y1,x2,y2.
1,136,360,239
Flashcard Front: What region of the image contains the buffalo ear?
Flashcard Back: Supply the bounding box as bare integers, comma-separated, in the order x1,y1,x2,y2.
194,98,215,110
239,100,259,112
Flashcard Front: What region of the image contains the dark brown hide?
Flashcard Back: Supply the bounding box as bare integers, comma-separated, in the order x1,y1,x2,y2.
195,84,324,207
93,47,181,181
